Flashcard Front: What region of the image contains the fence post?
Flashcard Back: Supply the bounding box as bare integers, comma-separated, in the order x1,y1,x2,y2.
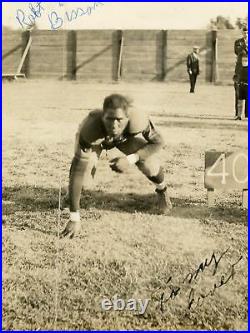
161,30,167,81
67,30,76,80
21,30,31,77
211,29,218,83
117,30,123,81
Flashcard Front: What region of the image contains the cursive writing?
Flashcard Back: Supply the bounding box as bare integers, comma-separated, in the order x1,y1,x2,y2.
183,247,230,284
48,2,104,30
16,2,104,30
187,255,243,310
16,2,44,29
159,249,243,312
65,3,102,22
47,10,63,30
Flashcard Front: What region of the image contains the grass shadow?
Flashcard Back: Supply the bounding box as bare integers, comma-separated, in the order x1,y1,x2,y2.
2,186,60,214
2,186,247,226
172,197,247,225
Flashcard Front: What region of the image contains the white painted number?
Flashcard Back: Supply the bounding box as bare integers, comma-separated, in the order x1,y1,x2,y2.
232,153,248,184
207,153,229,184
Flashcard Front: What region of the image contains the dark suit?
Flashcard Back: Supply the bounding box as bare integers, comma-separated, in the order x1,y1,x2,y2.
234,37,248,118
234,37,248,73
238,66,248,118
186,53,200,93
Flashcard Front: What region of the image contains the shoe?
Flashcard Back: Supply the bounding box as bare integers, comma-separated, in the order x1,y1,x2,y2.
234,116,241,120
155,187,172,215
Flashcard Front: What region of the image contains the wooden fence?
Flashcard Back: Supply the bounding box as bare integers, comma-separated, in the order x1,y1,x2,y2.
2,29,239,83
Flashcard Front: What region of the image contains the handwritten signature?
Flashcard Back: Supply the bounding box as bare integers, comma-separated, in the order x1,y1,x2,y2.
16,2,104,30
157,248,243,311
16,2,44,30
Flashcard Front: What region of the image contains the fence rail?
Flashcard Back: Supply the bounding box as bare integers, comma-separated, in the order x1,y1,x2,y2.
2,29,239,83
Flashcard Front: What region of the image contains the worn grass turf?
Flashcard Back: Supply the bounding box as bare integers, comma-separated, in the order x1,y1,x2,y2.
2,80,248,330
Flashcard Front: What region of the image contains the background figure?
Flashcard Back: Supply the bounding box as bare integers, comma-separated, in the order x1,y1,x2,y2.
233,75,241,117
234,26,248,120
237,66,248,120
186,46,200,93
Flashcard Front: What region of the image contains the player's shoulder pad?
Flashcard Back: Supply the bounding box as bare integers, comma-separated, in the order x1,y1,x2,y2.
78,109,104,143
89,109,103,118
128,108,149,134
78,109,102,130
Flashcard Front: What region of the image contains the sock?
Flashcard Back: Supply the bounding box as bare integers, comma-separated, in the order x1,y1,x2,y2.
155,181,167,191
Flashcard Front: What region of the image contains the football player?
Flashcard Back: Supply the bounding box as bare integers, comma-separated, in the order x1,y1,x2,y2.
61,94,172,238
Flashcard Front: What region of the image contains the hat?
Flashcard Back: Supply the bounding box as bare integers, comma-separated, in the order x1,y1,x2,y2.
193,45,199,49
242,26,248,32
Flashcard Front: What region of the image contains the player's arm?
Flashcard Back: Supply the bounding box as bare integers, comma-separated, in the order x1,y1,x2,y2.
60,139,92,238
134,120,165,162
109,120,165,173
61,114,102,238
68,138,91,212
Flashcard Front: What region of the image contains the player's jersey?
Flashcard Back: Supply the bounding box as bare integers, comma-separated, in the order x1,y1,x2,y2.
69,109,165,213
78,109,153,150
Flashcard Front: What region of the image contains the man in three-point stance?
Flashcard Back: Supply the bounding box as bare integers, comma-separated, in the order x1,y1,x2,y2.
61,94,172,238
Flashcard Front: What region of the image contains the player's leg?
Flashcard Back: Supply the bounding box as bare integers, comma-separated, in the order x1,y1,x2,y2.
136,155,172,214
117,136,172,214
117,136,163,184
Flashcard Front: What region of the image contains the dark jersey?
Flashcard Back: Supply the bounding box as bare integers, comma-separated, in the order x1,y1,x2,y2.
77,109,165,159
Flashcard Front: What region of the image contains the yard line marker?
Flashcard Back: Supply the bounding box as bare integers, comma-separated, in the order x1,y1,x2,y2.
54,25,70,328
54,148,62,330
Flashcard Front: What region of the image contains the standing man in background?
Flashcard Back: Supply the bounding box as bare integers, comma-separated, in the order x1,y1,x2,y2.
234,26,248,120
186,46,200,93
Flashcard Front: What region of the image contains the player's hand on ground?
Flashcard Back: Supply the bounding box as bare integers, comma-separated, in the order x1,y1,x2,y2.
60,220,81,239
109,157,130,173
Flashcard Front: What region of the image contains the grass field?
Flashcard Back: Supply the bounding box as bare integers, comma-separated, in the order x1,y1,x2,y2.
2,80,248,330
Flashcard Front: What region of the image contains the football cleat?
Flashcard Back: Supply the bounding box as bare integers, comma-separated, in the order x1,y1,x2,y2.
155,187,173,215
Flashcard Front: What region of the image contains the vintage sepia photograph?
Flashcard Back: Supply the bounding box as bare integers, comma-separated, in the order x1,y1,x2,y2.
2,1,248,330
